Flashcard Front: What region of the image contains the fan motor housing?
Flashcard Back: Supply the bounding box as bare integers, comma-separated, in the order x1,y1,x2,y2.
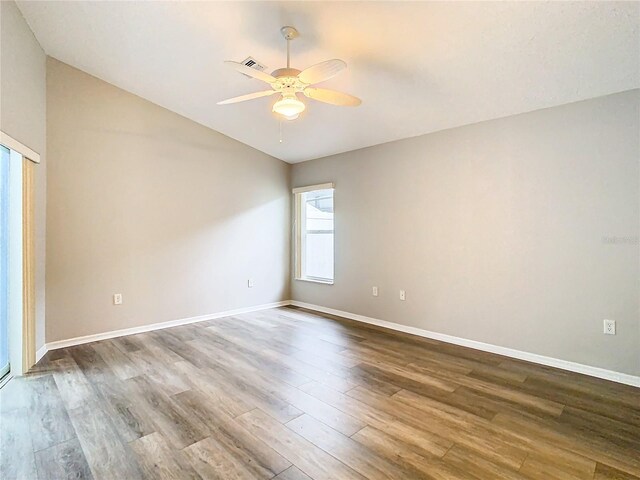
271,68,301,78
271,68,306,93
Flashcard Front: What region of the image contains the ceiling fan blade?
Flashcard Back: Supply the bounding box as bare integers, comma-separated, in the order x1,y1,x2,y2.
224,61,277,84
217,90,276,105
304,87,361,106
298,59,347,85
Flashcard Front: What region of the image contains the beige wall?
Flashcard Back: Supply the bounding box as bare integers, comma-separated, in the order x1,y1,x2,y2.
46,58,290,342
11,12,639,378
291,90,640,376
1,0,47,350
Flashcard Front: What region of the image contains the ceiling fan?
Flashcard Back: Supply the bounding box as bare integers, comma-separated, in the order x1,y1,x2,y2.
217,26,361,121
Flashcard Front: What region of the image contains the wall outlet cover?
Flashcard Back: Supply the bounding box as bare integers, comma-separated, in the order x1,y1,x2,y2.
603,319,616,335
372,286,378,297
399,290,406,301
113,293,122,305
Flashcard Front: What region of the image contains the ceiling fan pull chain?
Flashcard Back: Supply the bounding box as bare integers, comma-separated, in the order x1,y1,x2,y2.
279,119,283,143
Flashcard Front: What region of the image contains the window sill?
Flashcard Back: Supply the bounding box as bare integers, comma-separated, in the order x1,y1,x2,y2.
295,277,334,285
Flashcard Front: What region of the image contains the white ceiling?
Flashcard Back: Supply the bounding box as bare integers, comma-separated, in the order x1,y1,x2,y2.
16,1,640,163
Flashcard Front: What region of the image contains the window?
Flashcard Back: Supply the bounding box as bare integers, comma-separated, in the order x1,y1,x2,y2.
294,183,334,284
0,131,39,378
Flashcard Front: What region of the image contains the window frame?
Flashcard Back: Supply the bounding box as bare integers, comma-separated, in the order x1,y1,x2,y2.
293,183,335,285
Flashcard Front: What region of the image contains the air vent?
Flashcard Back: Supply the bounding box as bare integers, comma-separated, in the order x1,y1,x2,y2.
240,57,268,77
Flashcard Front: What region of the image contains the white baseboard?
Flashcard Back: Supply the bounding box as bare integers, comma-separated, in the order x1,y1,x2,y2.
37,298,639,388
290,301,640,388
44,301,291,352
36,344,48,362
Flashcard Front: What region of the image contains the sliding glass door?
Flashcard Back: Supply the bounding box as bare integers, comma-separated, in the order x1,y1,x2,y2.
0,145,9,379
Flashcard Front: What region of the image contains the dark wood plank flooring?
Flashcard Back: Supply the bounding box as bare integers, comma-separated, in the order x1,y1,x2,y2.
1,306,638,479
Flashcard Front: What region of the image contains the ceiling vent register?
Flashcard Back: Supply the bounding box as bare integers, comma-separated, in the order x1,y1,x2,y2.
240,57,267,76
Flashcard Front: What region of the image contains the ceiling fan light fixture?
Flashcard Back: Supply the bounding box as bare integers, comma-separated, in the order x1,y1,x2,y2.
273,94,305,119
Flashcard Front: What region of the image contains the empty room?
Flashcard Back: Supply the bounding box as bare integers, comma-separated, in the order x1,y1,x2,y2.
1,1,639,479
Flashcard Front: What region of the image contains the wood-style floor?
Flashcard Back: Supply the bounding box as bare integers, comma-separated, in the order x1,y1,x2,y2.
1,306,639,480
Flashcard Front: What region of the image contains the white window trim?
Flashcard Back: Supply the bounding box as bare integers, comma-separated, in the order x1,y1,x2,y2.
292,182,334,194
0,132,40,164
296,277,334,285
293,183,335,285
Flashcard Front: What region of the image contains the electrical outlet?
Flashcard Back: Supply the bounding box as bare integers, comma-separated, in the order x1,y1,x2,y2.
248,278,255,288
399,290,406,301
603,319,616,335
113,293,122,305
372,286,378,297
